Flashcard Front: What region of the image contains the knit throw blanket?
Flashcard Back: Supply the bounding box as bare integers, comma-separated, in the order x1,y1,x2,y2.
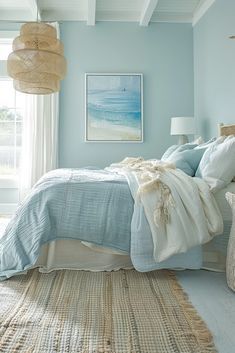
109,157,176,225
108,157,223,263
0,269,217,353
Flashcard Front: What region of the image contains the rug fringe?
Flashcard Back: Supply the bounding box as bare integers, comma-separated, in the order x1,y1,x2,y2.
167,270,218,353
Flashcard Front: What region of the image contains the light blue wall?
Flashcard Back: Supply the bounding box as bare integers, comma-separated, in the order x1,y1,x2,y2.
0,21,193,207
194,0,235,139
59,22,194,168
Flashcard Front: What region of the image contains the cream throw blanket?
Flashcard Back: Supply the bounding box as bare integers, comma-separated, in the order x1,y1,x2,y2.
108,158,223,262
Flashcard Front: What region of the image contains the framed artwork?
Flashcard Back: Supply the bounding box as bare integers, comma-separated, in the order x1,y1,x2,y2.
85,73,143,142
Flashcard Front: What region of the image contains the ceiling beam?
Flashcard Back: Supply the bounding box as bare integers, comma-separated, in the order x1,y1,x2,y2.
192,0,215,26
140,0,159,26
87,0,96,26
26,0,42,21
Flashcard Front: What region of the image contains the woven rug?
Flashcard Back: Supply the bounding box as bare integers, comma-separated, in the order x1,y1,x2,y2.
0,269,216,353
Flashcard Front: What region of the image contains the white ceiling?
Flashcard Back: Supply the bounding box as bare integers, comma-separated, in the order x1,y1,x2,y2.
0,0,216,26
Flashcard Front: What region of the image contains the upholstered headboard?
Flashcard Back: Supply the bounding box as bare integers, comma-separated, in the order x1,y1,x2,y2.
218,123,235,136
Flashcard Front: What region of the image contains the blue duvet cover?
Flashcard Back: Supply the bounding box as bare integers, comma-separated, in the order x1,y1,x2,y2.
0,168,202,281
0,169,133,280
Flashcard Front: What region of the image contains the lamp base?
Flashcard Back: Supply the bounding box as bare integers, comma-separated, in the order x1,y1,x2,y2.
178,135,188,145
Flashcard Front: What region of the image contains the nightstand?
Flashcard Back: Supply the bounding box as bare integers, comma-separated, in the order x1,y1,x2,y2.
225,192,235,292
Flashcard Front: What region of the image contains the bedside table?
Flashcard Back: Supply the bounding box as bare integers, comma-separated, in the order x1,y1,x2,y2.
226,192,235,292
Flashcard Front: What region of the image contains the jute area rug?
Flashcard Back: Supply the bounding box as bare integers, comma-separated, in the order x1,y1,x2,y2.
0,269,216,353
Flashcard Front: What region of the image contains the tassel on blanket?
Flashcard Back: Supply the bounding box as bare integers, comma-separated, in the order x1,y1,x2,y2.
115,158,175,226
137,174,174,226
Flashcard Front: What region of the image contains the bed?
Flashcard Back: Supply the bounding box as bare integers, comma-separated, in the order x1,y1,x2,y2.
0,123,234,280
33,181,234,273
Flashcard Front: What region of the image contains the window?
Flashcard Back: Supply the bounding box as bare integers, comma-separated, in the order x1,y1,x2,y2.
0,38,12,60
0,32,25,181
0,80,25,177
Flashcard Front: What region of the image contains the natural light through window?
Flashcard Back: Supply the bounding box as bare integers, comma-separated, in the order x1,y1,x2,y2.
0,35,25,179
0,38,12,60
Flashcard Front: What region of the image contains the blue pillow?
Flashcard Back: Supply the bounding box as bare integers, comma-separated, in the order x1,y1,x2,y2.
167,147,206,176
161,143,197,161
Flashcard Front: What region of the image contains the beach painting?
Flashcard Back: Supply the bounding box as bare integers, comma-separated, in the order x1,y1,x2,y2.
85,74,143,142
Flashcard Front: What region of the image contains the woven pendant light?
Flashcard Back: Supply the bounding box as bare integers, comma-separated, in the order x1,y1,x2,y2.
7,22,67,94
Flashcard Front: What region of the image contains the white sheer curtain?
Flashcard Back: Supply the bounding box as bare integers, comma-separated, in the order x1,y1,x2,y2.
19,23,60,199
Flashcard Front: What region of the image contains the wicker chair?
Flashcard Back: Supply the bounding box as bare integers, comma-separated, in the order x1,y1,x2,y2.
225,192,235,292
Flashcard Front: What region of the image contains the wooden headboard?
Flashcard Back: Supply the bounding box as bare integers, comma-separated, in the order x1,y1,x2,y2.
218,123,235,136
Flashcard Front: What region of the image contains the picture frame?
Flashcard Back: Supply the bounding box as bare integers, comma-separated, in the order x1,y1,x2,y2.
85,73,143,142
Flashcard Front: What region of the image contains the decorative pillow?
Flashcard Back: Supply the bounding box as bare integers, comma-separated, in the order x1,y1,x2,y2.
161,143,197,161
196,136,235,191
161,145,179,160
195,136,228,177
166,147,206,176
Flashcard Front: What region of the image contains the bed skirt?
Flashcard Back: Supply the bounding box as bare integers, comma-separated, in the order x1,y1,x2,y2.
35,239,133,273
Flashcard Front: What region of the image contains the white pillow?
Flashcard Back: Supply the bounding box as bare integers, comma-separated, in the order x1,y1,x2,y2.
196,136,235,192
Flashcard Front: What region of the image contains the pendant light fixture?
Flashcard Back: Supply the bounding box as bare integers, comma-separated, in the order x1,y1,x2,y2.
7,3,66,94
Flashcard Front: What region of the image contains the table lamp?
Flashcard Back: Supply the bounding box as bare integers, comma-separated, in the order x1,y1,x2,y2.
170,117,195,144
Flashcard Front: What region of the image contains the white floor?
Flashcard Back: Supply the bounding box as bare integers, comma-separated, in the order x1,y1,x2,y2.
177,270,235,353
1,217,235,352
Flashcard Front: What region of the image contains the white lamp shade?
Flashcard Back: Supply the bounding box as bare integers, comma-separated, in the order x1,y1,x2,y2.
170,117,195,135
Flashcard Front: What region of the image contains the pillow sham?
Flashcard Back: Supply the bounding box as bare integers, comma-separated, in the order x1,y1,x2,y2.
166,147,206,176
195,135,235,191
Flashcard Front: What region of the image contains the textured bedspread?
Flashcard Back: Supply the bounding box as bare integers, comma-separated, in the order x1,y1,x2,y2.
0,169,133,280
0,164,224,281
